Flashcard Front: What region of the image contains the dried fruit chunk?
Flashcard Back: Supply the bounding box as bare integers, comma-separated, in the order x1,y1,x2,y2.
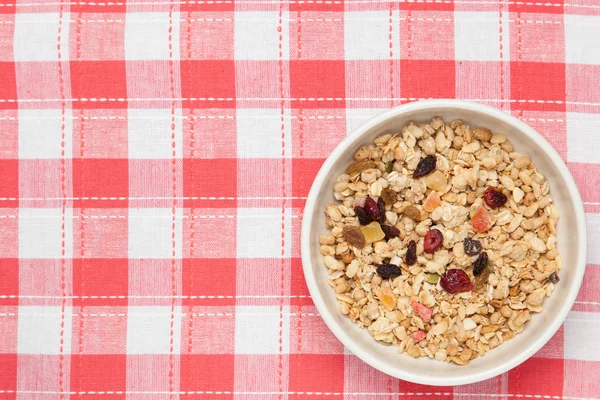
380,188,397,205
364,197,381,222
405,240,417,266
425,171,447,191
463,238,482,256
425,273,440,285
346,159,376,176
472,252,489,276
411,300,433,322
385,161,394,173
376,263,402,279
423,191,441,212
413,155,437,178
403,205,422,221
378,286,396,310
360,221,386,243
424,229,443,254
483,187,508,209
342,225,366,249
354,206,372,225
471,206,492,233
381,224,400,240
377,197,386,223
412,330,427,342
440,269,474,294
474,263,492,290
548,272,560,284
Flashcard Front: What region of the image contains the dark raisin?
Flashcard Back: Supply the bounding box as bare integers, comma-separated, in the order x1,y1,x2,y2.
483,187,508,209
377,197,386,224
385,161,394,173
548,272,560,284
472,252,489,276
376,263,402,279
364,197,381,222
440,269,474,294
413,155,437,178
381,225,400,240
463,238,482,256
405,240,417,266
354,206,372,225
423,229,443,254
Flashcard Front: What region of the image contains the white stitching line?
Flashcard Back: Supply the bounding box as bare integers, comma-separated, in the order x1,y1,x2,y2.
0,391,596,398
0,116,577,122
0,312,322,317
0,196,307,200
0,295,310,298
1,0,599,8
0,97,583,103
0,215,303,219
0,18,576,24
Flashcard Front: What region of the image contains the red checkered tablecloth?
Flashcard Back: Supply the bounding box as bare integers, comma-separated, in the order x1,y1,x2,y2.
0,0,599,398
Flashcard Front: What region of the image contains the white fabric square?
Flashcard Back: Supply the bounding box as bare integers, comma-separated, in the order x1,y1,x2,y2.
236,208,292,258
567,113,600,163
17,306,72,354
565,15,600,65
128,208,183,259
585,213,600,265
344,11,397,60
235,306,290,354
236,109,292,158
234,12,289,60
128,109,183,159
126,306,182,354
345,108,386,136
454,12,509,61
565,311,600,361
125,12,180,60
19,208,73,259
18,109,73,159
14,13,70,61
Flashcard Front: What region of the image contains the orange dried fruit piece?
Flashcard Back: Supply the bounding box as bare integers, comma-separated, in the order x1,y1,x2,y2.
360,221,385,243
471,205,492,233
378,286,396,310
425,171,447,191
423,191,441,212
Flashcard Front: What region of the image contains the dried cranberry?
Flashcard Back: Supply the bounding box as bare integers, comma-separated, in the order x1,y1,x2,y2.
440,269,474,294
472,252,489,276
376,264,402,279
463,238,482,256
364,197,381,222
354,206,372,225
548,272,560,284
413,155,437,178
424,229,443,254
377,197,386,224
381,225,400,240
483,187,508,209
405,240,417,266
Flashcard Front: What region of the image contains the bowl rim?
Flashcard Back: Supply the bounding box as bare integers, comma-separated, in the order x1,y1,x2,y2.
300,99,587,386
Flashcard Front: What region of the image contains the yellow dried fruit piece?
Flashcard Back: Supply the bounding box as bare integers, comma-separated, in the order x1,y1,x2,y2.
425,171,447,191
423,191,441,212
360,221,385,243
378,286,396,310
346,159,377,176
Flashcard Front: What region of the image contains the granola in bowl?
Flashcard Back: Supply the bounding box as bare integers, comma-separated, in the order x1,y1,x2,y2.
320,117,561,365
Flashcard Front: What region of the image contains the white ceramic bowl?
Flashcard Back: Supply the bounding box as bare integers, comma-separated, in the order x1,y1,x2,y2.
301,100,587,386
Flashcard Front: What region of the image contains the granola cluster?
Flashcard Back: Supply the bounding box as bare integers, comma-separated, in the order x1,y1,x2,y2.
321,117,561,365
